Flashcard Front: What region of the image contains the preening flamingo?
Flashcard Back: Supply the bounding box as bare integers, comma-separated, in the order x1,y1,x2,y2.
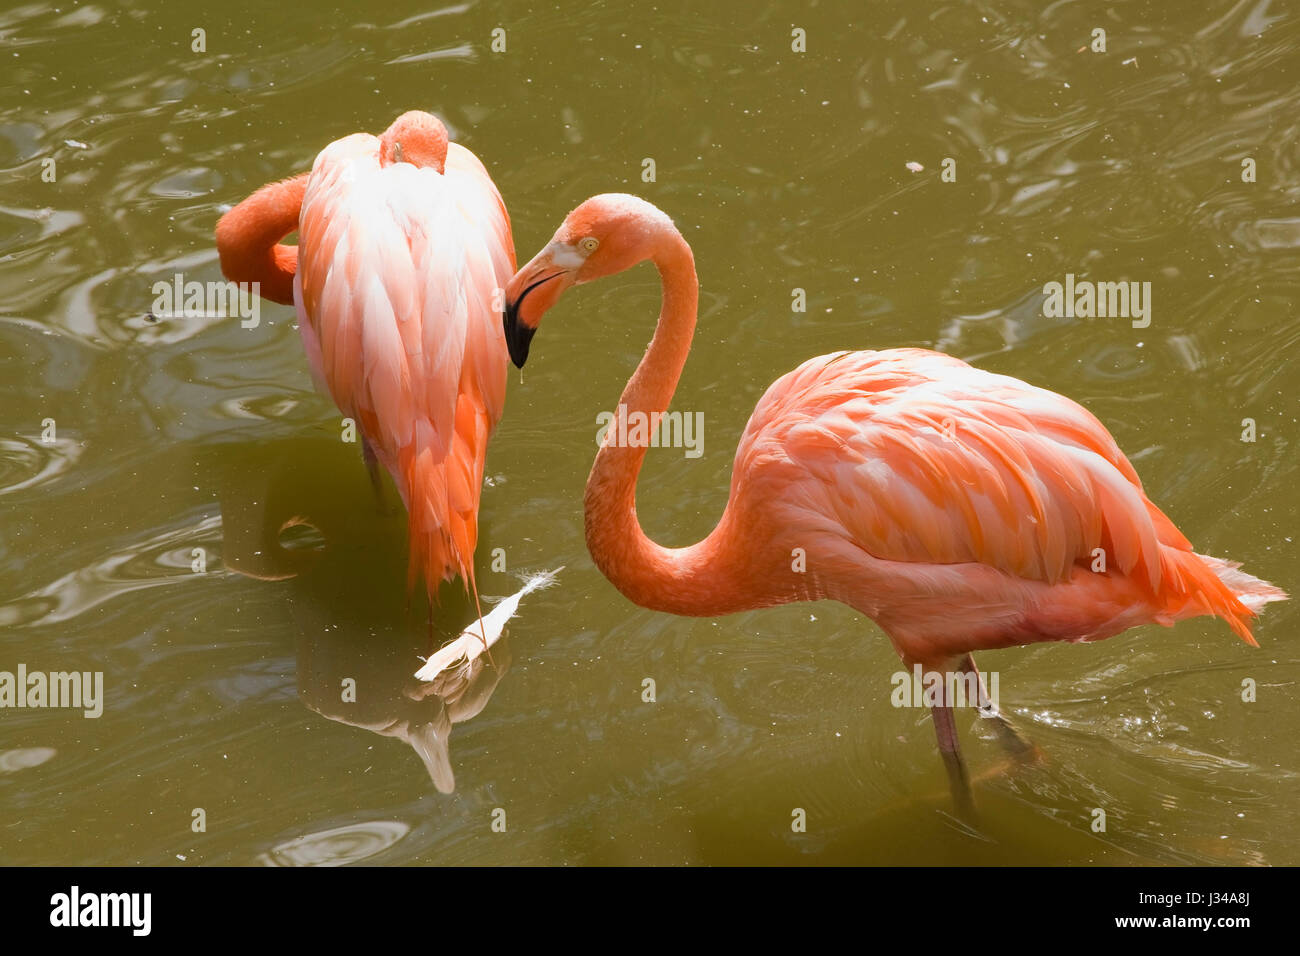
216,111,515,612
502,193,1287,813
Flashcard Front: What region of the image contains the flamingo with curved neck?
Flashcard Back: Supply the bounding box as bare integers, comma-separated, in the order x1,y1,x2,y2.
216,112,515,611
502,193,1286,814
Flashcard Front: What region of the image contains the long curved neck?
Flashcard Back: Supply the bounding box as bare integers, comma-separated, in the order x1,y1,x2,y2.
583,229,749,616
215,172,308,306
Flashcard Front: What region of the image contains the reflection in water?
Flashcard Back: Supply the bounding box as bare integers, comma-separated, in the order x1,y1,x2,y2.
215,435,514,793
298,618,512,795
0,747,57,773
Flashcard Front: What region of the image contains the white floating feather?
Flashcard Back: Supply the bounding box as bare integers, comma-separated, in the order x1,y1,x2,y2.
414,567,562,682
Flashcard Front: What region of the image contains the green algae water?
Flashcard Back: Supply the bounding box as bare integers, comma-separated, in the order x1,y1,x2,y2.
0,0,1296,865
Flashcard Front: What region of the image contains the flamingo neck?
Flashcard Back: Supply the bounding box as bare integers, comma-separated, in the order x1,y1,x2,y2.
214,173,307,306
582,229,750,616
216,113,448,308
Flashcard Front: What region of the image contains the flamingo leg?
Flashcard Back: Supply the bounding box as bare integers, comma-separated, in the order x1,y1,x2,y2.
957,653,1041,761
930,701,976,819
360,435,389,512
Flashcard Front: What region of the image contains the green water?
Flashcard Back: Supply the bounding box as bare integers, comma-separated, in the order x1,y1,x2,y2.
0,0,1296,865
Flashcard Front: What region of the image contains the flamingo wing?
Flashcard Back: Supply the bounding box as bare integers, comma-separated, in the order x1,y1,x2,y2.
295,132,514,591
737,348,1201,595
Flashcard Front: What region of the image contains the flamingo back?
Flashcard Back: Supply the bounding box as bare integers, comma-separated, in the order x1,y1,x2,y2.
295,130,515,597
735,348,1265,642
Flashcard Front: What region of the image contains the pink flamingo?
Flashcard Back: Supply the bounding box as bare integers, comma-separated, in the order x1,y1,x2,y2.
502,193,1286,813
216,112,515,611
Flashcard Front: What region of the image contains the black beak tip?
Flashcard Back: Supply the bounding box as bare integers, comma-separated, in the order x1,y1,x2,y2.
502,299,535,369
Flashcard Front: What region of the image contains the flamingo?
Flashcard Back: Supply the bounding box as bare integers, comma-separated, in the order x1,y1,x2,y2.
215,111,515,616
502,193,1287,814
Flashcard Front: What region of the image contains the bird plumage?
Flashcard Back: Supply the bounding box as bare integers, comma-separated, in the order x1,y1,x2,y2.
731,347,1281,662
501,192,1285,673
218,112,515,601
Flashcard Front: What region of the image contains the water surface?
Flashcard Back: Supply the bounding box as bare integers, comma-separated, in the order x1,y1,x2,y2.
0,0,1296,865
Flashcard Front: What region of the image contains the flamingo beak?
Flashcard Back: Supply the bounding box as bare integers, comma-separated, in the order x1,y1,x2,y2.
502,251,572,369
502,283,542,368
502,307,533,369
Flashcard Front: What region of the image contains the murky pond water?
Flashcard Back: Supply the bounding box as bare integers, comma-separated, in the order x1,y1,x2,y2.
1,0,1296,865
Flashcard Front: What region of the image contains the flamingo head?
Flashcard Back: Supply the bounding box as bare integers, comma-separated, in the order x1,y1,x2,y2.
378,111,449,173
502,194,674,368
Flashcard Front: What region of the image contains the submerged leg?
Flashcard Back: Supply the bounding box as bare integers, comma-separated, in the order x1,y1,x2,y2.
958,653,1040,762
361,436,387,511
930,701,976,819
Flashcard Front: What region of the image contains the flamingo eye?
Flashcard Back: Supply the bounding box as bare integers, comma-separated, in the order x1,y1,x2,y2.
578,237,599,254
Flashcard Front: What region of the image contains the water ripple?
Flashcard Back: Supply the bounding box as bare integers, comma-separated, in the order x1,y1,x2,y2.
257,820,410,866
0,514,225,627
0,433,82,495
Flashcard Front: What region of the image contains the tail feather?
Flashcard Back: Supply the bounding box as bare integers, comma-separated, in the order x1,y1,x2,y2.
403,448,491,656
1161,549,1287,646
402,446,479,602
398,394,495,613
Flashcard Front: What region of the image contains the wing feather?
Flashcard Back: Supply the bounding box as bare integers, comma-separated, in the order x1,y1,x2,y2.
737,349,1175,591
